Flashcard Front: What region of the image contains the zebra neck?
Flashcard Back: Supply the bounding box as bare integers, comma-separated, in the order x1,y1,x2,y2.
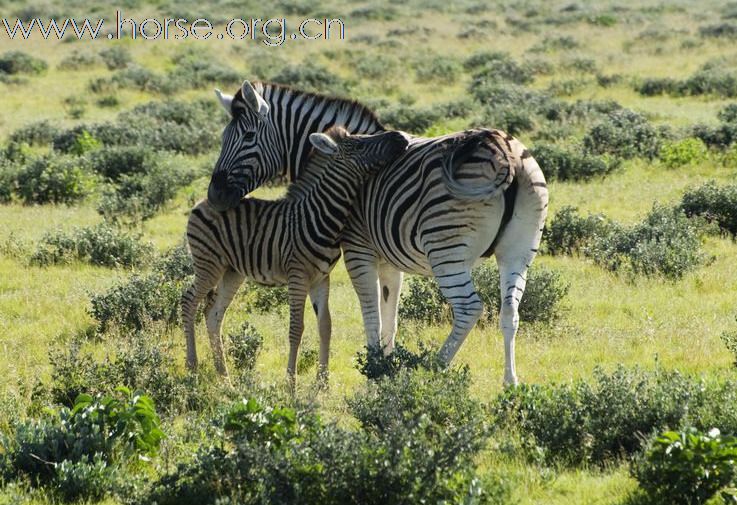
259,82,385,182
298,170,361,240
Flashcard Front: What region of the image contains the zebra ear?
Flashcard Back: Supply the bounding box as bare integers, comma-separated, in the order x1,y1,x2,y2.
309,132,339,156
241,80,270,118
214,89,233,116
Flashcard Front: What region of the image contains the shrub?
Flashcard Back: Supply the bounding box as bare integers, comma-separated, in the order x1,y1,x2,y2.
14,155,94,204
544,206,614,256
355,343,441,380
8,120,60,146
399,262,568,325
99,46,131,70
679,181,737,237
699,22,737,39
376,102,442,133
583,109,663,159
413,54,462,84
691,122,737,149
721,328,737,368
270,61,351,96
636,77,679,96
465,51,534,84
531,143,619,181
589,205,705,279
658,138,708,168
86,145,155,180
227,322,263,375
168,56,241,88
632,428,737,505
30,223,153,268
491,366,734,466
58,50,98,70
44,332,186,414
1,388,163,500
242,283,289,314
0,50,47,74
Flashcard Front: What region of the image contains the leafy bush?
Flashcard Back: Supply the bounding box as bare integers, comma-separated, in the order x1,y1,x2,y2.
0,50,47,75
399,262,568,325
89,245,193,333
465,51,534,84
86,145,156,180
583,109,663,159
58,50,98,70
45,332,187,414
721,328,737,368
544,206,614,256
492,366,737,466
632,428,737,505
413,54,462,84
8,120,60,146
242,283,289,314
14,155,94,204
30,223,153,268
699,22,737,39
355,343,440,380
99,46,131,70
1,388,163,500
679,181,737,237
168,54,241,88
658,138,708,168
270,61,351,96
531,143,619,181
588,205,705,279
227,322,264,375
376,102,443,133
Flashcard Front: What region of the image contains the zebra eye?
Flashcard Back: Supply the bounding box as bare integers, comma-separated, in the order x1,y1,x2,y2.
243,131,256,142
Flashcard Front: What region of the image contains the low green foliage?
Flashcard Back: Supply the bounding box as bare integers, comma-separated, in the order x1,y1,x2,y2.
227,322,264,375
1,387,163,501
0,50,47,75
493,366,737,467
13,155,95,204
30,223,153,268
583,109,663,159
531,143,619,181
355,343,441,380
658,138,708,168
242,283,289,314
632,428,737,505
544,206,614,256
398,262,569,325
680,181,737,237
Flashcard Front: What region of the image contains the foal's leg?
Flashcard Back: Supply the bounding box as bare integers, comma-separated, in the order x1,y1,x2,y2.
377,262,403,355
205,268,245,377
309,276,331,386
182,264,226,371
286,271,308,392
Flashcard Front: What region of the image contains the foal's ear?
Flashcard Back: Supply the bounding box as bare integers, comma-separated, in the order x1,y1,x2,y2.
309,132,339,155
214,88,233,116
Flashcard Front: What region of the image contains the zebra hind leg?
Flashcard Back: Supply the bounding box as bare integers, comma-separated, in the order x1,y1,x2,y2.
286,272,308,393
205,269,245,378
378,263,403,356
433,266,483,366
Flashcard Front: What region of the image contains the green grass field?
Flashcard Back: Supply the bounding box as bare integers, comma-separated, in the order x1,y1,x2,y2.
1,0,737,503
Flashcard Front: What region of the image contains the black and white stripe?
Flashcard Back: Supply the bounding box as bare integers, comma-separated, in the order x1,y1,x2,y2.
208,81,549,386
184,126,408,385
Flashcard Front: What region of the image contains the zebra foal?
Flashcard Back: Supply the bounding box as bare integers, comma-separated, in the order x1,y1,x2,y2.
182,126,408,385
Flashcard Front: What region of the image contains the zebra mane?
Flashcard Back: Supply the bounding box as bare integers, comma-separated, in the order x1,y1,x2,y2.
255,81,384,131
284,126,348,200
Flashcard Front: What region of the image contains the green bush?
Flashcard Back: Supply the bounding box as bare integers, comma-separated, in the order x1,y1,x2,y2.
679,181,737,237
544,206,614,256
86,145,156,181
270,61,351,96
30,223,153,268
14,155,94,204
44,332,187,414
242,283,289,314
1,388,163,500
376,102,443,133
531,143,619,181
413,54,462,84
465,51,534,84
721,328,737,368
583,109,663,159
99,46,131,70
492,366,737,467
227,322,263,375
8,120,61,146
58,50,98,70
355,343,440,380
658,138,708,167
399,262,568,325
632,428,737,505
699,22,737,39
0,50,47,75
588,205,705,279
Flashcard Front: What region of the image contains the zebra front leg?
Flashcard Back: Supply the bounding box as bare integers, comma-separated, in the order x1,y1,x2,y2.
182,269,225,372
433,266,483,366
378,263,403,356
343,248,382,352
205,269,245,377
309,276,331,388
286,273,308,392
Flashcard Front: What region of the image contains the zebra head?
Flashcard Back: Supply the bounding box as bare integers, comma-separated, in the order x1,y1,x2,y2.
207,80,281,212
308,126,409,176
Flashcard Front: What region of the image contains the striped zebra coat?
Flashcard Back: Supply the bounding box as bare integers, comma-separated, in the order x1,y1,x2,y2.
208,81,548,385
183,126,408,384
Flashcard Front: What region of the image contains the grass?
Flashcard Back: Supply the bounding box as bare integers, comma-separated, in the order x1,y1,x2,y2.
2,0,737,502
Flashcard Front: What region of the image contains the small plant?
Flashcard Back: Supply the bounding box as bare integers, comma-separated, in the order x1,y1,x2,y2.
243,283,289,314
531,143,619,181
632,428,737,505
99,46,131,70
583,109,663,159
544,206,613,256
227,322,263,375
721,327,737,368
30,223,153,268
355,342,441,380
659,138,708,168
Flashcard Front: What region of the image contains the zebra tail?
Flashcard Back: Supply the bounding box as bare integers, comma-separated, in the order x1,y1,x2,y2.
441,131,514,202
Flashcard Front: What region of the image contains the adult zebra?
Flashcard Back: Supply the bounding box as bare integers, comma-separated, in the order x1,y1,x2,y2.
208,81,548,385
